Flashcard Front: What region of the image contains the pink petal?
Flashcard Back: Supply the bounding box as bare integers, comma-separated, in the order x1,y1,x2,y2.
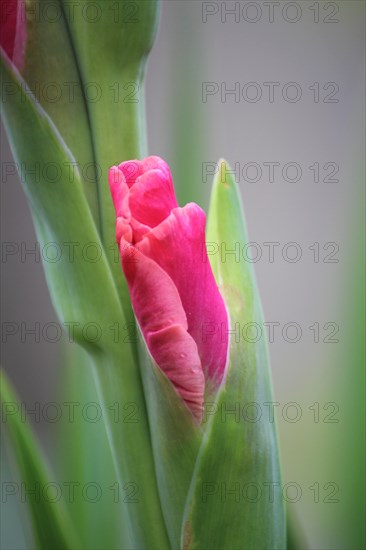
138,204,228,386
147,326,204,422
129,169,178,230
13,0,26,69
118,156,174,188
0,0,26,69
121,241,204,420
109,161,178,243
120,157,178,233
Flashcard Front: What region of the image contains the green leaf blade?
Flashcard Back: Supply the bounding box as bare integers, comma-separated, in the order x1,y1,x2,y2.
183,160,286,549
138,334,202,549
22,0,101,227
1,51,125,353
0,370,81,550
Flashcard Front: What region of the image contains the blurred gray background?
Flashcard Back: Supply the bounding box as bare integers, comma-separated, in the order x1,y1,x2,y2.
1,1,365,548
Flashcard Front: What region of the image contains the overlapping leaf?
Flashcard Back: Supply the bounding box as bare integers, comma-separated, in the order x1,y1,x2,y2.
181,160,286,549
1,51,121,351
138,334,201,549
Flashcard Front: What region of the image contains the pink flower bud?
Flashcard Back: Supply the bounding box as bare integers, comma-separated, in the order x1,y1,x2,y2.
109,156,229,422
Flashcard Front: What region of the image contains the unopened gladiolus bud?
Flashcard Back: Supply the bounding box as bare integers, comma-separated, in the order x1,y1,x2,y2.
109,156,229,421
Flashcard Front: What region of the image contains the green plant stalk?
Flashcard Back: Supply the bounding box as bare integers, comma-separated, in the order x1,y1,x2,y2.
58,345,131,549
84,64,148,327
90,350,170,550
61,0,160,326
169,7,205,208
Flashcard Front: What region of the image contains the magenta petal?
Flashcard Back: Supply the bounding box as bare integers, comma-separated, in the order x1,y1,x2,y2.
0,0,26,69
109,167,150,243
13,0,25,68
120,241,204,418
109,162,178,243
138,204,229,385
129,169,178,230
120,156,178,232
118,156,175,190
121,242,187,333
117,160,146,186
147,326,204,422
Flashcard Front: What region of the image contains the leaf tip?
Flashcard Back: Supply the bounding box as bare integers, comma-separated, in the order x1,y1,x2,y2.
213,158,238,192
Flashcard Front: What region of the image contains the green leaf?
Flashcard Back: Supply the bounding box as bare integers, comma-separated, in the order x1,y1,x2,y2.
182,160,286,549
22,0,100,227
1,53,170,550
138,333,201,549
1,432,30,548
1,51,121,353
0,369,81,549
89,352,170,550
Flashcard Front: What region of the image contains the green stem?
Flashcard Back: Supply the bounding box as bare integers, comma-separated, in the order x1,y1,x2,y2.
59,3,168,545
90,350,170,550
58,345,132,549
86,63,148,328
